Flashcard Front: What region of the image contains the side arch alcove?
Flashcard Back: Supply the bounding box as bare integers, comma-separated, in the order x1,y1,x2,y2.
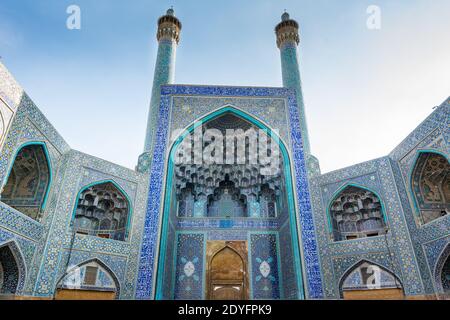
339,260,404,300
55,258,120,300
0,142,52,221
328,184,388,241
0,240,26,296
410,151,449,225
434,244,450,296
71,180,132,241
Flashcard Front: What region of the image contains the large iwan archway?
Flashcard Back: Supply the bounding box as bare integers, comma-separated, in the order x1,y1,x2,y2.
155,107,306,300
136,86,323,301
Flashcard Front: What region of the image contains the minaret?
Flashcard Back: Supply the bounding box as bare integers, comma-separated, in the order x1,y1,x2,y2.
138,8,182,173
275,12,320,176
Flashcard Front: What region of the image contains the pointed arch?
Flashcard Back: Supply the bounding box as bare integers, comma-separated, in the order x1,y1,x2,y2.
0,141,53,221
409,149,450,225
326,183,388,241
338,259,403,299
155,105,306,299
70,179,133,241
0,239,27,295
207,245,247,300
210,245,246,269
434,243,450,294
55,257,121,298
166,105,292,159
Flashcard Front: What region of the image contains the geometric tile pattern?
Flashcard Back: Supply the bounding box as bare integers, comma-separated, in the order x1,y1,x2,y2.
250,233,281,299
136,85,324,299
173,233,204,300
278,222,298,299
0,62,149,299
309,98,449,298
0,239,26,294
58,259,119,295
0,44,449,301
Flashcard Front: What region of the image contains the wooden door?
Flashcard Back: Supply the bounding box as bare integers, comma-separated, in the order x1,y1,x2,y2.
210,281,244,300
54,289,116,300
206,241,248,300
343,288,405,300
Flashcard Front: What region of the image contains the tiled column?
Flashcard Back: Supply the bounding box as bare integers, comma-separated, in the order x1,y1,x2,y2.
138,9,181,173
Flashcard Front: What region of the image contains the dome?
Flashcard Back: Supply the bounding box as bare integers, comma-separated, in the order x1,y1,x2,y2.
281,12,290,21
166,8,175,16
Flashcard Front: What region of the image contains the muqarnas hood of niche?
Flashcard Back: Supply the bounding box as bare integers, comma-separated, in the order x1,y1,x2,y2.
174,113,283,219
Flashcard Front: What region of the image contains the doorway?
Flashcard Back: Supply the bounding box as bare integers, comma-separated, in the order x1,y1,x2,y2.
206,241,248,300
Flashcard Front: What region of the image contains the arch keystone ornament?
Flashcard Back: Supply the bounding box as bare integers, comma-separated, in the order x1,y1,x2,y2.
135,85,324,300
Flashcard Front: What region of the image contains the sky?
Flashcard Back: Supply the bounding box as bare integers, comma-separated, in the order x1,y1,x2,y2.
0,0,449,173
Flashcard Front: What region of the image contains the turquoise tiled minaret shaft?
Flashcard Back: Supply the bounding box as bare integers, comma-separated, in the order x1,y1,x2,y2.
138,9,181,173
275,12,321,176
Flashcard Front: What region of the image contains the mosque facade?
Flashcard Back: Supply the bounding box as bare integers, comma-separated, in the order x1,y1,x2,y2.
0,9,448,300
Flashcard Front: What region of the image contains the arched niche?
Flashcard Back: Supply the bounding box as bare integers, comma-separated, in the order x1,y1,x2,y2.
339,260,404,300
411,151,450,225
55,259,120,300
329,185,387,241
207,244,247,300
434,244,450,296
173,112,283,219
0,241,26,296
72,181,132,241
0,142,51,221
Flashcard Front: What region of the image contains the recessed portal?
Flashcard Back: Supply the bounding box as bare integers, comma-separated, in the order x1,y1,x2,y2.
206,241,248,300
154,107,308,300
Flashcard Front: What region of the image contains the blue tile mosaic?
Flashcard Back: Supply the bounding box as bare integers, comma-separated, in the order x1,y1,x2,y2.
136,85,324,299
250,233,281,299
0,14,448,300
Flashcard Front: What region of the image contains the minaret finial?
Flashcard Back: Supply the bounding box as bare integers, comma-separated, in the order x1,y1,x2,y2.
167,6,175,16
275,12,299,48
157,7,182,44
